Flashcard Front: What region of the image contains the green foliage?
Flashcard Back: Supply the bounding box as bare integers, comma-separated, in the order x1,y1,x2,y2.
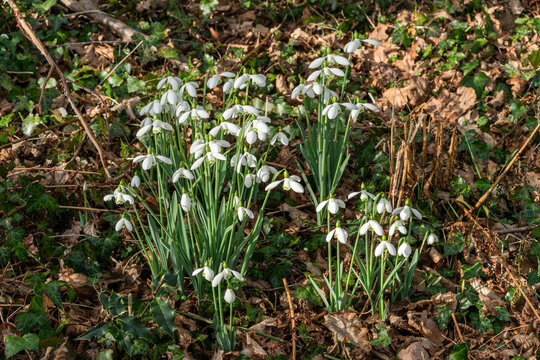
4,333,39,358
448,342,470,360
370,326,392,347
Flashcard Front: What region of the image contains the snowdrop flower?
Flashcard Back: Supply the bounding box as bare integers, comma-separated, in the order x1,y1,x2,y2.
322,102,357,120
377,198,392,214
223,104,259,120
265,171,304,193
427,234,438,245
348,186,375,201
224,288,236,304
230,151,257,173
359,219,384,236
316,195,346,214
398,243,412,257
178,106,209,124
104,186,134,205
389,220,407,237
244,172,258,188
291,83,338,103
192,265,215,282
191,151,226,170
172,167,194,182
139,99,163,116
133,153,172,171
175,101,191,117
309,54,349,69
307,67,345,82
212,265,244,287
375,240,396,257
237,204,254,221
209,121,240,137
256,165,278,183
223,79,234,94
157,76,182,90
160,89,179,106
326,222,348,244
271,131,289,146
234,73,266,89
190,138,230,159
207,72,235,89
115,217,133,232
180,193,194,212
341,102,378,119
392,200,422,221
344,38,381,53
136,119,173,137
179,81,198,98
130,175,141,188
244,117,271,144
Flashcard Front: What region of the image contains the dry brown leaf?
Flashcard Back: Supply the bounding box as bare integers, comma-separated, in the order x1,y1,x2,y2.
324,311,371,352
275,74,289,94
369,23,389,42
379,76,431,111
58,267,88,288
398,342,430,360
407,311,443,346
240,333,268,358
424,87,476,122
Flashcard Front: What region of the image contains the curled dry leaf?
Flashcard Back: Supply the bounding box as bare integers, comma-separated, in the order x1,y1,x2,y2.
58,267,88,288
240,333,268,358
398,342,430,360
407,311,443,346
324,311,371,352
424,87,476,122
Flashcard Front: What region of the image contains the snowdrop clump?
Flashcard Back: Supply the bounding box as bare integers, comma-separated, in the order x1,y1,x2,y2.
104,70,303,351
292,38,380,226
310,180,439,319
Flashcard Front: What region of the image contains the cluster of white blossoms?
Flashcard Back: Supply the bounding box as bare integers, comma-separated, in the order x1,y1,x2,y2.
193,262,244,304
316,185,438,257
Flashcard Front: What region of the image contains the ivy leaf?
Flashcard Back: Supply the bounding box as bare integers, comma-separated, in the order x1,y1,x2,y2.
22,114,43,136
100,292,125,316
462,72,490,98
76,322,110,340
461,261,483,280
118,315,150,338
150,298,176,337
448,342,470,360
5,333,39,358
529,49,540,69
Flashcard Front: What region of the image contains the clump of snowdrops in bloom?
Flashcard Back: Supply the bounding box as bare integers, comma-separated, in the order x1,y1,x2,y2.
312,182,439,319
104,70,302,351
292,38,379,225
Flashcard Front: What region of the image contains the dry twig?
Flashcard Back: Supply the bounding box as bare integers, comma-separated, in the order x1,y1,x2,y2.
283,278,296,360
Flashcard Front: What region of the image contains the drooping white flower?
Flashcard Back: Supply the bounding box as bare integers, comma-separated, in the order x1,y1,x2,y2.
244,173,258,188
377,198,393,214
230,152,257,173
359,220,384,236
234,73,266,89
178,106,209,124
389,220,407,237
244,117,271,144
136,119,173,137
309,54,349,69
223,78,234,94
316,196,346,214
209,121,240,137
115,217,133,232
191,151,227,170
392,205,422,221
172,167,194,182
398,243,412,257
207,72,236,89
212,266,244,287
237,205,254,222
256,165,277,183
344,38,381,53
291,83,338,104
265,172,304,193
224,288,236,304
160,89,179,106
192,266,215,282
133,153,172,171
130,175,141,188
427,234,438,245
157,76,182,90
374,240,396,257
326,223,348,244
180,193,194,212
307,67,345,82
104,186,134,205
348,189,375,201
179,81,198,98
190,138,230,159
271,131,289,146
175,101,191,117
139,99,163,116
223,105,259,120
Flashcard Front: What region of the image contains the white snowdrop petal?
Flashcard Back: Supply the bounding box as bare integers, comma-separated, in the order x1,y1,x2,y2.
309,57,325,69
362,39,381,46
